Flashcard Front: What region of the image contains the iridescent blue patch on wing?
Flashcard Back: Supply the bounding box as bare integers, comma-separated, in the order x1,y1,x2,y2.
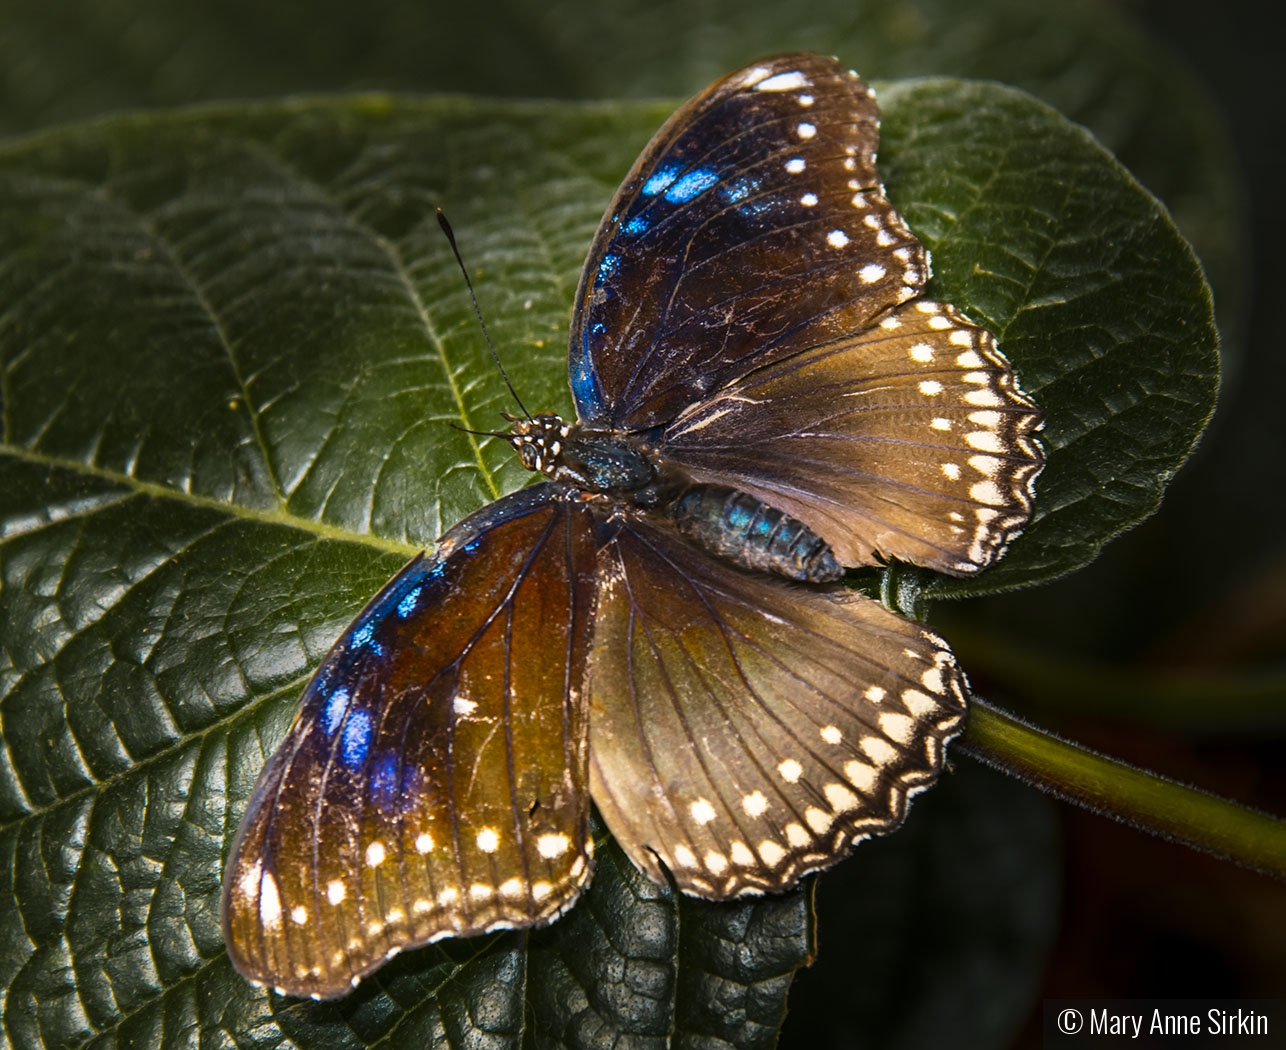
623,215,650,236
323,686,351,736
595,253,621,286
350,620,382,655
398,763,425,814
397,586,422,619
642,163,682,197
570,346,605,419
371,753,399,807
664,168,719,204
341,709,373,767
722,176,758,203
738,197,779,221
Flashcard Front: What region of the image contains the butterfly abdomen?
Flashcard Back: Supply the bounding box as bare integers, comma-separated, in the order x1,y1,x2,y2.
670,485,842,582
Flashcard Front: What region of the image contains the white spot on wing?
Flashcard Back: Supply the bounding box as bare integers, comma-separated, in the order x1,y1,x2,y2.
327,880,346,906
476,828,499,853
966,430,1004,452
259,872,282,929
759,840,786,865
844,759,878,793
862,736,898,765
674,844,698,868
365,841,386,867
902,688,939,717
743,790,769,817
755,70,810,91
879,712,916,745
828,229,851,249
238,860,263,904
825,782,860,811
859,263,885,282
690,798,717,824
778,758,803,783
537,832,570,858
970,480,1005,505
970,455,1003,477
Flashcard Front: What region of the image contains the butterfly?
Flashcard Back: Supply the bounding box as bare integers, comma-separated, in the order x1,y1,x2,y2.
222,52,1043,999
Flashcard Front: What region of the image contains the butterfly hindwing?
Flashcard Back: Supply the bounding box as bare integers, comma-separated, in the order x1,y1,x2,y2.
570,52,926,430
660,299,1044,574
586,515,967,898
222,486,598,999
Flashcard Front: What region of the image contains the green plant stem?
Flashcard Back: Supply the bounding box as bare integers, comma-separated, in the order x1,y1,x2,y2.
959,698,1286,878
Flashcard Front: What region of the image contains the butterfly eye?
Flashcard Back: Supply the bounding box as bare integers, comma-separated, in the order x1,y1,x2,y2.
515,439,540,470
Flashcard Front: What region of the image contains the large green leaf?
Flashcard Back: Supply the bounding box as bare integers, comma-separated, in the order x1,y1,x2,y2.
0,80,1212,1047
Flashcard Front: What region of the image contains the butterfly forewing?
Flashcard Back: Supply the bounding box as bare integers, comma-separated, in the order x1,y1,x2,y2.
661,299,1043,574
223,486,598,999
586,516,967,898
570,52,926,430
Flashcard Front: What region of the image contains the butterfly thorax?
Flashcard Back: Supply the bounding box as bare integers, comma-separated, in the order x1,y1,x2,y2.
507,413,841,583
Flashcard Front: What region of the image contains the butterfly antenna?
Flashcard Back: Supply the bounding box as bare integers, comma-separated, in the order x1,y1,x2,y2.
436,209,532,421
450,423,513,439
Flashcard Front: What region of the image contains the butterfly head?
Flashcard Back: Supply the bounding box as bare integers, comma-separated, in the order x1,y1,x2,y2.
505,413,571,477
